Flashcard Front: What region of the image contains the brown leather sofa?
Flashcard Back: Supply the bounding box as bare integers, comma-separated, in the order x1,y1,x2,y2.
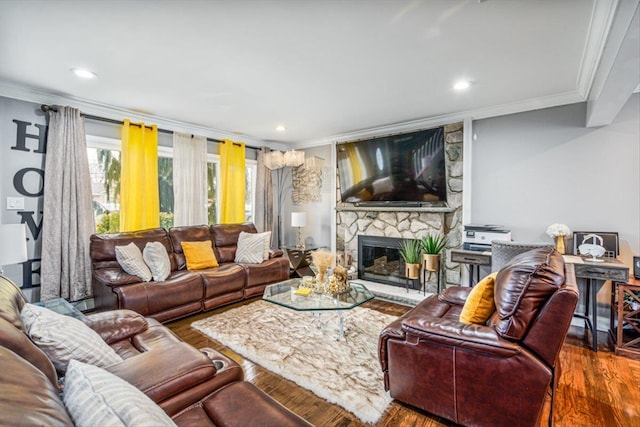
379,247,578,427
0,275,312,427
91,223,289,322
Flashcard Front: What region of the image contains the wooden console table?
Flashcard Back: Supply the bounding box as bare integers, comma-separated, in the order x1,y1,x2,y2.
610,276,640,360
569,257,628,351
449,249,491,286
449,249,629,351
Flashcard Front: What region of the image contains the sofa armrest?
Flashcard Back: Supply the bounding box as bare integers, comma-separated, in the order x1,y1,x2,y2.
105,342,217,404
93,268,140,288
84,310,149,345
400,317,522,358
269,248,284,258
437,285,472,306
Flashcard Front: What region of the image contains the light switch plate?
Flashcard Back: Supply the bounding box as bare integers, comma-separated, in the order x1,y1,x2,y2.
7,197,25,210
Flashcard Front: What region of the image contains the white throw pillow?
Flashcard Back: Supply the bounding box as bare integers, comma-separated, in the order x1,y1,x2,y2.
20,303,122,373
143,241,171,282
235,231,267,264
115,242,152,282
63,359,177,427
260,231,272,260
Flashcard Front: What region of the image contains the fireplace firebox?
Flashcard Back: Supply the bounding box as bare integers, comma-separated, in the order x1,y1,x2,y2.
358,235,408,287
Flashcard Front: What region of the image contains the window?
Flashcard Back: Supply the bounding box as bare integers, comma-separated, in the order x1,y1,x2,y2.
87,135,256,233
206,155,256,224
87,136,121,234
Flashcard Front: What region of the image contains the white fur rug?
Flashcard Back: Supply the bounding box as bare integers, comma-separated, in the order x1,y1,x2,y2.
191,300,396,424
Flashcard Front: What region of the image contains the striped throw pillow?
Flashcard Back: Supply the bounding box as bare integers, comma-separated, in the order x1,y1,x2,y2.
20,303,122,373
143,241,171,281
64,360,177,427
259,231,272,260
115,242,153,282
235,231,267,264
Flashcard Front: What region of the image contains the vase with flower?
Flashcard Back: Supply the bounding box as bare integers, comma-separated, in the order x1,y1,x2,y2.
546,223,571,254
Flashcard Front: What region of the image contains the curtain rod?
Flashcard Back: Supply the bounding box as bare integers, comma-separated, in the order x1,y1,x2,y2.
40,104,260,150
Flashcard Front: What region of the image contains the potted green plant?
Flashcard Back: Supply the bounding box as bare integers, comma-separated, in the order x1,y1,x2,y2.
420,233,448,272
399,239,422,279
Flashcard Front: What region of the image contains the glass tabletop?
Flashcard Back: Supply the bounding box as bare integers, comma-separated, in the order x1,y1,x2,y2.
263,278,374,311
34,298,88,321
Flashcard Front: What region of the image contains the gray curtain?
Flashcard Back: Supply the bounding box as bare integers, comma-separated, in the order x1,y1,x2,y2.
254,147,274,245
40,106,95,301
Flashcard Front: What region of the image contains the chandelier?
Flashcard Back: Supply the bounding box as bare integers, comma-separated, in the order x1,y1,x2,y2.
264,149,305,170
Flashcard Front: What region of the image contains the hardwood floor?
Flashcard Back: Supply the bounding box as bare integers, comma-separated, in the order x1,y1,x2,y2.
167,298,640,427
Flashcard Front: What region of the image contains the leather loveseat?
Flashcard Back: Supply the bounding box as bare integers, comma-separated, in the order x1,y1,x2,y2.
91,222,289,322
379,247,579,427
0,275,311,426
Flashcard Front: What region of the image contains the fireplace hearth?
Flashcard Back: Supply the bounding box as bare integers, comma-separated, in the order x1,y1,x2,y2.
358,235,408,287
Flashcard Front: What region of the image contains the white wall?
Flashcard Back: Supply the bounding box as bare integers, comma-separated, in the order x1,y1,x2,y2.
283,144,333,249
471,95,639,266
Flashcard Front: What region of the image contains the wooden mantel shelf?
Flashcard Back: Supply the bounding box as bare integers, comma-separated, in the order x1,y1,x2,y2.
335,205,456,213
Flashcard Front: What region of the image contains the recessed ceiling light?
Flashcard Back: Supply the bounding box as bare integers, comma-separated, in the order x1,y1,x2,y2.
275,125,286,132
453,80,471,90
71,68,97,79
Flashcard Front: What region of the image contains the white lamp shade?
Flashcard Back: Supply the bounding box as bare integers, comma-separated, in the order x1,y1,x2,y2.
283,149,305,167
264,151,285,170
291,212,307,227
0,224,28,266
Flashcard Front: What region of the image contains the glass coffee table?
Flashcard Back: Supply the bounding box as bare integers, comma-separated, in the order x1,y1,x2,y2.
263,278,375,338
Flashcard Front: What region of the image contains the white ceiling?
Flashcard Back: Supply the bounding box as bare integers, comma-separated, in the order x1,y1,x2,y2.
0,0,636,146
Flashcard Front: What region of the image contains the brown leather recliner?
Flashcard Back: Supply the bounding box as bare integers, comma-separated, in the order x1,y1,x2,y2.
379,247,578,427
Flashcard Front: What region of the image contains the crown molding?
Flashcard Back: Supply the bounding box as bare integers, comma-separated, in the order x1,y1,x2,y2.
0,80,283,149
576,0,619,99
298,90,584,148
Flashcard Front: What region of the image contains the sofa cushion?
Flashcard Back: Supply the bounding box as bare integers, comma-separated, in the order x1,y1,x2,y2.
182,241,219,270
459,272,497,324
115,242,152,282
0,346,73,426
143,241,171,281
211,222,258,263
167,225,212,270
0,317,59,387
235,231,268,264
20,303,122,373
63,359,177,427
489,247,565,340
85,310,149,345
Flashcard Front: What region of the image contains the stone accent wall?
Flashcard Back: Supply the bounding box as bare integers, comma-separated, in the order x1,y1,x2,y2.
336,122,464,292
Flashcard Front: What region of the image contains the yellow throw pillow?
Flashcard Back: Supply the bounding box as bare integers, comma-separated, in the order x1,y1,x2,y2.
459,272,498,325
181,241,219,270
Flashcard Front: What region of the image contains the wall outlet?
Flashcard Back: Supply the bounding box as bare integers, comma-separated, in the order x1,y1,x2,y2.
6,197,25,210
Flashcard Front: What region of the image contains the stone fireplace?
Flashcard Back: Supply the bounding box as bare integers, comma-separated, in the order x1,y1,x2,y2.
336,122,464,293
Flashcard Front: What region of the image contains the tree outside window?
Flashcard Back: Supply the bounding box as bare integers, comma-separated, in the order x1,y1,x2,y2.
87,137,256,233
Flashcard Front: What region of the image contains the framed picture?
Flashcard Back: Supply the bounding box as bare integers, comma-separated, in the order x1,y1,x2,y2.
572,231,619,258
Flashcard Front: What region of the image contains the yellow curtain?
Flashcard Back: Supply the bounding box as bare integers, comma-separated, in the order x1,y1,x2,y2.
120,120,159,231
219,139,246,224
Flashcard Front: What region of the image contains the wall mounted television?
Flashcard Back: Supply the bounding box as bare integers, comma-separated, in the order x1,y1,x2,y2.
336,126,446,206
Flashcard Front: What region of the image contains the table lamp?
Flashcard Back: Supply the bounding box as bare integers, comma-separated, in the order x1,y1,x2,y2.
291,212,307,249
0,223,28,275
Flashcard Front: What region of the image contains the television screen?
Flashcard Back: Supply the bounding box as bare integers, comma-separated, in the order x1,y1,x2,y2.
337,127,446,205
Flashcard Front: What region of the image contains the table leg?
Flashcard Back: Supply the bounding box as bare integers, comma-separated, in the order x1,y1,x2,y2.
591,279,598,352
617,284,624,350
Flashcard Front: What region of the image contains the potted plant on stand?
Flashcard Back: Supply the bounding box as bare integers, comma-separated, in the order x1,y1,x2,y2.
421,233,448,272
399,239,422,279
